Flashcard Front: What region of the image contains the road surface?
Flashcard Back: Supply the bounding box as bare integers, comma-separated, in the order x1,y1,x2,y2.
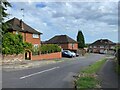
2,54,105,88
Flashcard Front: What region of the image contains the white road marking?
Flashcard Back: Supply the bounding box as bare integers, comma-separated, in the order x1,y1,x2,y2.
20,67,60,79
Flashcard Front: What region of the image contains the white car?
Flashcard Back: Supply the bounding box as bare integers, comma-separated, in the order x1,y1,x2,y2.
71,51,76,57
63,50,76,57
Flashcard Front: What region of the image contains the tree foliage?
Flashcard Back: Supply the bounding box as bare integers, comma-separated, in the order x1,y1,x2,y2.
77,30,85,49
1,1,33,55
0,0,11,54
2,33,32,55
39,44,61,54
0,0,12,36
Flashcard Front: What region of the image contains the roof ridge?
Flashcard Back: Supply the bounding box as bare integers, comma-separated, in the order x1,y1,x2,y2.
6,17,42,34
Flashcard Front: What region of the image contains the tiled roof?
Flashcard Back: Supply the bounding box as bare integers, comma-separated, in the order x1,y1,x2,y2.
90,39,116,46
6,17,42,34
44,35,77,44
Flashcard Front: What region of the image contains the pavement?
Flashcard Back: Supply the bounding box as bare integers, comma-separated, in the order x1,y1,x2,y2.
2,53,105,88
98,58,119,89
2,53,90,71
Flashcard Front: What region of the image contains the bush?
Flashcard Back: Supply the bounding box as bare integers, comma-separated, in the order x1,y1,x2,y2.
23,42,33,51
2,32,32,55
2,33,24,55
32,46,40,55
40,44,61,54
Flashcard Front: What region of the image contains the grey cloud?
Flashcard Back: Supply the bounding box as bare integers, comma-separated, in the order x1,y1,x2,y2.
51,2,117,26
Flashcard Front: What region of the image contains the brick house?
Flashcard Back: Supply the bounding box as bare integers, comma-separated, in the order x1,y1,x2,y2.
43,35,78,52
6,17,42,60
88,39,116,54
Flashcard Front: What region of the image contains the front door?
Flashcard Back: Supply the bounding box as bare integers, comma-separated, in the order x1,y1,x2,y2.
25,51,31,60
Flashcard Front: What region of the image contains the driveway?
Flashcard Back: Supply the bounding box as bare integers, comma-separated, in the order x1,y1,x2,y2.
2,54,105,88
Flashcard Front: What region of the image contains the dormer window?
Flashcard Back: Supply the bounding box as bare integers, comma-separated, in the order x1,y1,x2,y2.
33,34,39,38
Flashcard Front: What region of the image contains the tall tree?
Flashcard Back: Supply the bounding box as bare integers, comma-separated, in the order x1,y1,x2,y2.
0,0,11,36
77,30,85,49
0,0,11,54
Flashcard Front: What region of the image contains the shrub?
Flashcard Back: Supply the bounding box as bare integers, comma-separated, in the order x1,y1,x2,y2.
32,46,40,55
40,44,61,54
23,42,33,51
2,33,24,55
2,32,32,55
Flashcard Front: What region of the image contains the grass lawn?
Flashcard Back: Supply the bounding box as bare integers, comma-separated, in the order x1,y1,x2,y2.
76,58,107,89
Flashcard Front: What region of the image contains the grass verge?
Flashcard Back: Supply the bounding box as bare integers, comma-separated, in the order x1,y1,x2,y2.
75,58,107,89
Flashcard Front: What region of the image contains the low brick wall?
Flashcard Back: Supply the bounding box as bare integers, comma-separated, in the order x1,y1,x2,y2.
32,52,61,60
2,54,24,62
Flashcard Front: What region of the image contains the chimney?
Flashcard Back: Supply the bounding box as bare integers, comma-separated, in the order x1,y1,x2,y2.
20,19,24,30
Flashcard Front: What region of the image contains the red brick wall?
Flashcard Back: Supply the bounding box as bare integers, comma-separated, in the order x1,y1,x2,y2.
60,44,68,50
68,43,78,50
32,52,61,60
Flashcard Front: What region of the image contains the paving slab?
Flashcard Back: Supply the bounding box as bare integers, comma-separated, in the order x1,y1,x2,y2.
98,59,119,88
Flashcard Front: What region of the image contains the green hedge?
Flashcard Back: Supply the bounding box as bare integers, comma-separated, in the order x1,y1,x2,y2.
40,44,61,54
2,32,32,55
32,46,40,55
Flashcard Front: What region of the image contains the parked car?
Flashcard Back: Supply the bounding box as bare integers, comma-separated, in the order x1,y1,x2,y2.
76,53,79,57
62,50,73,58
71,51,76,57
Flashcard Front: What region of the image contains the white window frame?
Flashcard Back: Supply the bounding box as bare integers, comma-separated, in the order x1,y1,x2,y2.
72,43,74,48
16,31,18,34
100,46,104,48
34,44,39,48
110,46,114,49
33,34,39,38
93,46,97,48
89,46,92,48
70,43,74,48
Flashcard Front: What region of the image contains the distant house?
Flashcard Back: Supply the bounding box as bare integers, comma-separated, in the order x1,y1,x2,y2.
6,17,42,59
88,39,116,54
43,35,78,52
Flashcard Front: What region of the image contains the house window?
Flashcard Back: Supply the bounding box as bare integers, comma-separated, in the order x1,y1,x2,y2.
100,46,104,48
93,46,97,48
72,44,74,48
89,46,92,48
110,46,115,49
16,31,18,34
33,34,39,38
34,44,39,48
70,43,74,48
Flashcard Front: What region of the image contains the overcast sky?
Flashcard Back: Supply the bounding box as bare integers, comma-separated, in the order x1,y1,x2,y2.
6,0,118,43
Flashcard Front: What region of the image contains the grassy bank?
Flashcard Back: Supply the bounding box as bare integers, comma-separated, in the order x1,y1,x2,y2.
75,58,107,89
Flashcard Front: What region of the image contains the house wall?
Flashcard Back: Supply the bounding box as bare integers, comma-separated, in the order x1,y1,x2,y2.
60,43,78,50
68,43,78,50
25,33,41,45
32,52,61,60
88,45,116,53
60,44,68,50
13,31,41,45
